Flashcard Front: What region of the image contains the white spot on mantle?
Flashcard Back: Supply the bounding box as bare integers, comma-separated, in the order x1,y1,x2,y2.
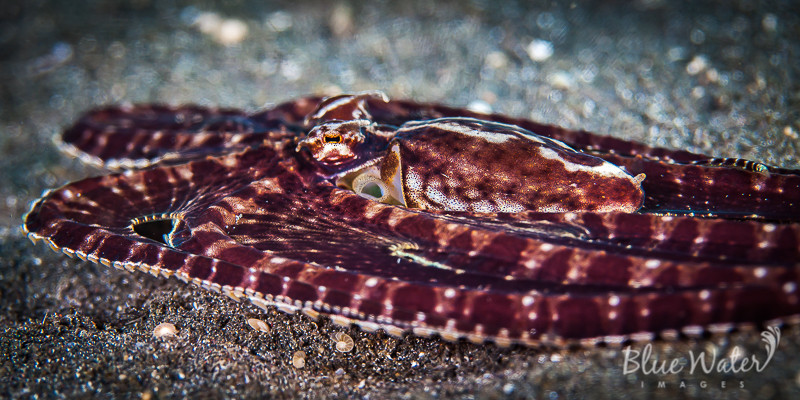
537,146,634,180
403,120,514,144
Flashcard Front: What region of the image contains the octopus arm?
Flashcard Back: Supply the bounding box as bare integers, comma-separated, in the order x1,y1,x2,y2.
60,104,299,170
23,145,800,345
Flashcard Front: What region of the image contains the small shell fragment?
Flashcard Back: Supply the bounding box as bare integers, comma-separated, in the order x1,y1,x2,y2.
334,332,354,352
153,322,177,338
247,318,271,333
292,351,306,368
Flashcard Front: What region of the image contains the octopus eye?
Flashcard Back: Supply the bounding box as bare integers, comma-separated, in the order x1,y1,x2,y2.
324,134,342,144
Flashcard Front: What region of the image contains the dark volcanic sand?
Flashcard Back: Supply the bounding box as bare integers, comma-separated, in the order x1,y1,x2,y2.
1,1,799,399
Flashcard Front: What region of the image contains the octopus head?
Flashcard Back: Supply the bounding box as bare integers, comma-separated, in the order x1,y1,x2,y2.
303,91,389,126
296,120,371,166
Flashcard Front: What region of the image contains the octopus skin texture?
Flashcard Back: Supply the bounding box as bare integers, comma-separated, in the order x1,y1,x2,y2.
23,92,800,347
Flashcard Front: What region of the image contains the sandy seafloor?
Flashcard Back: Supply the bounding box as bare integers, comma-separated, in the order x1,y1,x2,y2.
1,0,799,398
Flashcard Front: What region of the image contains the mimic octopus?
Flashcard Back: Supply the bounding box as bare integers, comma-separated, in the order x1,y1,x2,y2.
23,92,800,347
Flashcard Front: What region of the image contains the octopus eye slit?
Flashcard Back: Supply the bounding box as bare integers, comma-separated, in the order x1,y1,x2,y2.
324,134,342,144
360,181,385,199
132,217,177,247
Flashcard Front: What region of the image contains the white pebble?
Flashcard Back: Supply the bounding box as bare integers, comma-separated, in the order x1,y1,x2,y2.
526,39,553,62
153,322,177,338
686,55,708,75
466,100,492,114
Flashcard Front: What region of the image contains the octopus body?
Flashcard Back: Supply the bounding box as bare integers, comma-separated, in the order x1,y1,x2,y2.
297,104,645,213
24,92,800,346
